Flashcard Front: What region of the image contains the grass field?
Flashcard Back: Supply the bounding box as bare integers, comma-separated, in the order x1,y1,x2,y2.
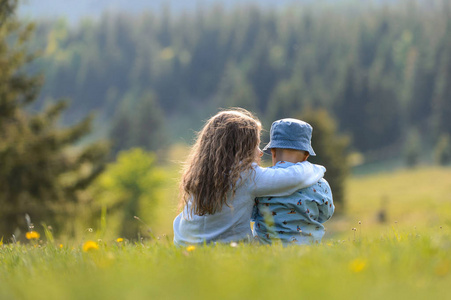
1,167,450,299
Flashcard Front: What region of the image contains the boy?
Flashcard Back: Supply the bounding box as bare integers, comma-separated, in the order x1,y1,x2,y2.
252,118,334,245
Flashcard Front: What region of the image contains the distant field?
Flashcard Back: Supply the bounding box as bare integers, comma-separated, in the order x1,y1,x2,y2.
1,167,450,299
327,166,451,240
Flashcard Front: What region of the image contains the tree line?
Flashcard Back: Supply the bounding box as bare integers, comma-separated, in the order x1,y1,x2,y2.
28,1,451,161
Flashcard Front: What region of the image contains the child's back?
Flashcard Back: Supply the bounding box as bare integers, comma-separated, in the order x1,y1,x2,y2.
251,118,335,245
252,161,334,245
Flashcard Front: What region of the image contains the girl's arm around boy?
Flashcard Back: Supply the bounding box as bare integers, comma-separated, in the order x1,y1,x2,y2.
250,161,326,198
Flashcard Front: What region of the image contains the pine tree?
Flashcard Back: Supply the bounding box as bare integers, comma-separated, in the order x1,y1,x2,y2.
110,92,167,156
404,129,421,168
0,0,109,237
334,64,401,153
266,77,306,122
217,64,258,112
435,134,451,166
434,14,451,139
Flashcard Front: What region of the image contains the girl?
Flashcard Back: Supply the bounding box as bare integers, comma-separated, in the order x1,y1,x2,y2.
173,108,325,246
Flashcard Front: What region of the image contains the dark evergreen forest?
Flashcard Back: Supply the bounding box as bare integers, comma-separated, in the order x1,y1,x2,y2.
28,1,451,163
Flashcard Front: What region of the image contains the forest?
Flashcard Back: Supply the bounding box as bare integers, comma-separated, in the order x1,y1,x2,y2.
26,0,451,163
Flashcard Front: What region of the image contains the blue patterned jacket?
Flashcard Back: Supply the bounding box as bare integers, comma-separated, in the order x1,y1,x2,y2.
252,161,334,245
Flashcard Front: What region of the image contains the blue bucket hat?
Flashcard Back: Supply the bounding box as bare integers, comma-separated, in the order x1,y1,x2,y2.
262,118,316,156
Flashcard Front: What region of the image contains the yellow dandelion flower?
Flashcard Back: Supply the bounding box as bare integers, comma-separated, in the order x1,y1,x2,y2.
25,231,40,240
82,240,99,252
116,238,124,243
59,244,63,249
186,245,196,252
349,258,367,273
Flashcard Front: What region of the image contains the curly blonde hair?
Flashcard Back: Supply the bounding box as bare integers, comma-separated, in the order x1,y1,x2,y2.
180,108,262,216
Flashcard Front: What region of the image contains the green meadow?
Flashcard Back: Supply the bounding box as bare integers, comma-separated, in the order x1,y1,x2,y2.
1,167,450,299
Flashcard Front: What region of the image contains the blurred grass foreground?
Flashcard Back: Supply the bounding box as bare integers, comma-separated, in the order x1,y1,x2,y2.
0,223,450,299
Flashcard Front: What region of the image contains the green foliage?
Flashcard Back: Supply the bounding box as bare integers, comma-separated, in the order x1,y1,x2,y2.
299,109,349,212
435,134,451,166
334,64,402,152
266,78,305,122
433,17,451,139
0,1,109,238
91,148,165,239
0,0,16,25
217,64,258,112
110,92,167,156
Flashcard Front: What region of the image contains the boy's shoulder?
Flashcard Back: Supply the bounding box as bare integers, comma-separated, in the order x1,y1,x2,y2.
315,178,330,188
300,178,330,194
